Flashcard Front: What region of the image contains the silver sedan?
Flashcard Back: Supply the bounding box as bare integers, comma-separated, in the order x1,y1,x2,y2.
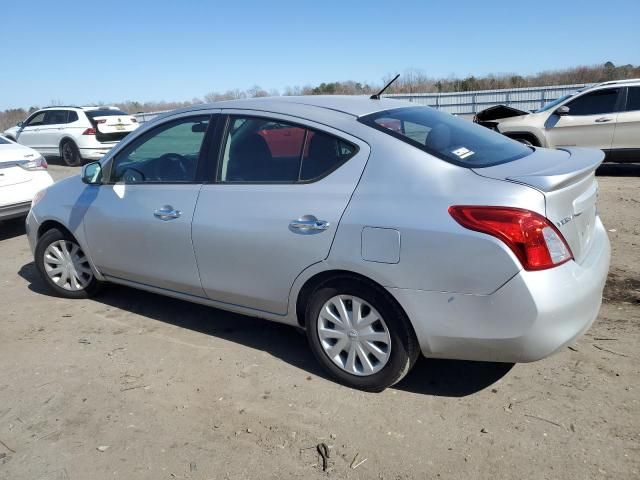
26,96,610,391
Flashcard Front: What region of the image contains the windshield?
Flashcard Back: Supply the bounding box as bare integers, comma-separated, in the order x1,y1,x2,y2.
86,109,129,118
0,136,12,144
359,106,531,168
534,94,576,112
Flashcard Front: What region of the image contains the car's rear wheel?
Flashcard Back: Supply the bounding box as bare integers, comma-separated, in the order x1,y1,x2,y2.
35,228,101,298
60,140,82,167
305,276,419,392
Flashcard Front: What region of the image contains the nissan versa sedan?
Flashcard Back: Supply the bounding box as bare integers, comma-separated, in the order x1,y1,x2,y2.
25,96,610,391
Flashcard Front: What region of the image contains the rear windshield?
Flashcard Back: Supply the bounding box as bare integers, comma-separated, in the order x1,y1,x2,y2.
359,106,531,167
86,109,128,118
0,136,12,144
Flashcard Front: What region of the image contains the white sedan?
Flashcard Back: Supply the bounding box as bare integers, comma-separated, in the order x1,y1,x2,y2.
0,136,53,221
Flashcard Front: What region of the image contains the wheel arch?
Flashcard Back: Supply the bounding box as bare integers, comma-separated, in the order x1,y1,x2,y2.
294,269,414,336
58,136,78,152
501,131,542,147
37,219,75,241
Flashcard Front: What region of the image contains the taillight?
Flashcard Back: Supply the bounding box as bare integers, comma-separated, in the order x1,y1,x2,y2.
95,119,107,124
448,206,573,271
20,155,48,171
131,118,138,123
83,128,96,135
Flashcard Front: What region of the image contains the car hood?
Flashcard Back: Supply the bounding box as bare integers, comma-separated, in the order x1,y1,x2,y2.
474,105,531,123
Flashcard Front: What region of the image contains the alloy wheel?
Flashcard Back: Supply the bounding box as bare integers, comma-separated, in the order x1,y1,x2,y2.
317,295,392,376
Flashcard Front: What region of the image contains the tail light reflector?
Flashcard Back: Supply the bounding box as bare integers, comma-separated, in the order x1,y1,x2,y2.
448,206,573,271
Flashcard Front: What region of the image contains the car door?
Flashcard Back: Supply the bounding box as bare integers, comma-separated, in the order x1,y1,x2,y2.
41,110,69,154
545,88,622,150
16,111,47,151
83,113,216,296
610,86,640,162
191,112,370,315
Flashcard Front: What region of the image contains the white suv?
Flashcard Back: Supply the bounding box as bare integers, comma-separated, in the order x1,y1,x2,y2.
7,106,139,166
474,79,640,162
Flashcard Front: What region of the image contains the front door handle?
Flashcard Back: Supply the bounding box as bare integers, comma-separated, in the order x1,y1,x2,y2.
153,205,181,221
289,215,330,234
595,117,613,123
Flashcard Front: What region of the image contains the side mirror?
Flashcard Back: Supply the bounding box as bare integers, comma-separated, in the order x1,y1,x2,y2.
555,105,570,116
17,121,23,127
82,161,103,185
191,122,208,133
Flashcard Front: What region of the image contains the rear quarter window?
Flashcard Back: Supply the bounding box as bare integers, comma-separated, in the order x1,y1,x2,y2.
359,106,531,168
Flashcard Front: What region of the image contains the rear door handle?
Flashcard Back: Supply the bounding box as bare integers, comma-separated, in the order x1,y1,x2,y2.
289,215,330,234
595,117,613,123
153,205,181,221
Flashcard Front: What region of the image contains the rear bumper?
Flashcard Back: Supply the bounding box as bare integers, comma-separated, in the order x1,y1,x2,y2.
389,216,610,363
79,146,115,160
0,200,31,220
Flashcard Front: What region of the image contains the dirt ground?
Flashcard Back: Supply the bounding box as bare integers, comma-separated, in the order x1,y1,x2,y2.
0,160,638,480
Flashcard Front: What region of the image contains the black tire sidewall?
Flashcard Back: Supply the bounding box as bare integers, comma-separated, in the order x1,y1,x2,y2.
61,141,82,167
35,228,99,299
305,278,417,392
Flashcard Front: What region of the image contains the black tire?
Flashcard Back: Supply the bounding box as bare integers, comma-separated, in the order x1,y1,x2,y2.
60,140,82,167
305,276,419,392
35,228,102,298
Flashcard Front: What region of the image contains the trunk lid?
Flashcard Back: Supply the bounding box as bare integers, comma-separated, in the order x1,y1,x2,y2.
90,114,138,143
473,147,604,264
0,145,34,187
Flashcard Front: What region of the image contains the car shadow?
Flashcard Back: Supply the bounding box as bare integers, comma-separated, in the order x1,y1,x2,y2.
19,261,512,397
0,218,26,241
596,163,640,177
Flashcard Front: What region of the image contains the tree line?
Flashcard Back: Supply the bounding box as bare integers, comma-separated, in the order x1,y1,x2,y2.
2,62,638,131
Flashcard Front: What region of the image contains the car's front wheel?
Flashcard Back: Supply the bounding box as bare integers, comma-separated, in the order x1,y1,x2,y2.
60,140,82,167
305,276,419,392
35,228,101,298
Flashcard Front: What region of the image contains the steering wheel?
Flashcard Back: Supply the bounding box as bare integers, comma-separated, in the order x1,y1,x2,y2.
157,153,189,181
121,167,146,183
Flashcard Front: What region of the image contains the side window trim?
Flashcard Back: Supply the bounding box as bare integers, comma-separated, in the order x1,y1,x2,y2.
103,114,214,185
213,113,359,185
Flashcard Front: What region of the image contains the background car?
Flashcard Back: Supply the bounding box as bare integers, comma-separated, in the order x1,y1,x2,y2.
25,97,610,391
474,78,640,162
8,106,139,166
0,135,53,221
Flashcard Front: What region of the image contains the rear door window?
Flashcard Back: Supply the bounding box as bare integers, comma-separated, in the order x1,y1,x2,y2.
625,87,640,112
219,116,357,183
359,106,531,168
566,88,620,115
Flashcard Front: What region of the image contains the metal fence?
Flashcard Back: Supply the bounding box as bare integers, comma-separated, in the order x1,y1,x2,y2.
384,83,590,115
132,83,591,123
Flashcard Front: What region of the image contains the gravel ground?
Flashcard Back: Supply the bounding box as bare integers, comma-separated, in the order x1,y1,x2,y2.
0,159,638,480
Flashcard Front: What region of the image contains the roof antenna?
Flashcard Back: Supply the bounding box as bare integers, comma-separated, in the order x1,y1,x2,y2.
370,74,400,100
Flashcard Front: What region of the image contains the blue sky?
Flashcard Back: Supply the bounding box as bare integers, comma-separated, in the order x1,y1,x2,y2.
2,0,639,110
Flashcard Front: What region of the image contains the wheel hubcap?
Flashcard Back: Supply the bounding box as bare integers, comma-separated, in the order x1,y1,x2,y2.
317,295,392,376
43,240,93,291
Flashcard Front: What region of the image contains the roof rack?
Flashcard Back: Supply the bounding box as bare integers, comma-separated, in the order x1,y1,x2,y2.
595,78,640,87
40,105,81,110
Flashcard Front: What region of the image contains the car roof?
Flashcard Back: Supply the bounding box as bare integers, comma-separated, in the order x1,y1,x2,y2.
37,106,122,111
170,95,415,119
